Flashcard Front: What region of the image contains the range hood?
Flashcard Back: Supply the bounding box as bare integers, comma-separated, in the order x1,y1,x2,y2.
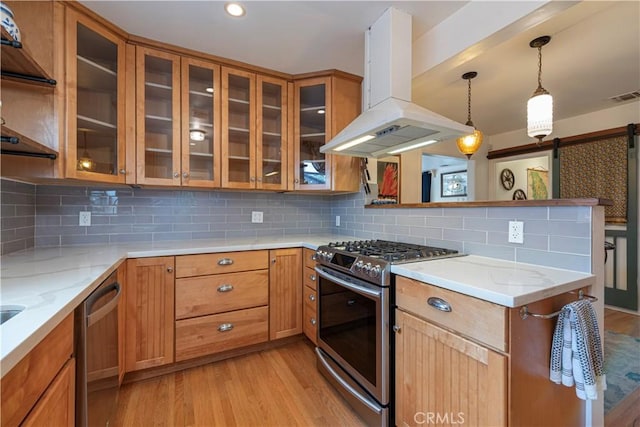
320,7,472,158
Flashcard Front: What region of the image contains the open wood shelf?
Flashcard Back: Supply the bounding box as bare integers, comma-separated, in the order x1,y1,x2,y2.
1,28,56,87
1,125,58,159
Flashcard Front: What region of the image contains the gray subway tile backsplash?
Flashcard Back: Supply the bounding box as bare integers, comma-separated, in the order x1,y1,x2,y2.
0,179,595,273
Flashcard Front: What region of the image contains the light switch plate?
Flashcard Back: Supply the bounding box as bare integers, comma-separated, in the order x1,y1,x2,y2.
251,211,263,223
508,221,524,244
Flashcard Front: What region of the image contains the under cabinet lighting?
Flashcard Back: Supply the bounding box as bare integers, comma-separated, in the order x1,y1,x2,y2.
225,2,245,17
334,134,375,152
387,139,437,155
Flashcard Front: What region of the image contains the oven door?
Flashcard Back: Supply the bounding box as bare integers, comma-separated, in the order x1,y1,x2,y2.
315,265,389,405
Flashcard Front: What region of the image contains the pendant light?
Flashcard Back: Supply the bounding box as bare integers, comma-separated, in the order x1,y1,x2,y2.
77,130,94,171
456,71,483,159
527,35,553,144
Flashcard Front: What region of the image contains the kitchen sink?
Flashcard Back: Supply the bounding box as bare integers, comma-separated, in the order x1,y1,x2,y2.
0,305,25,325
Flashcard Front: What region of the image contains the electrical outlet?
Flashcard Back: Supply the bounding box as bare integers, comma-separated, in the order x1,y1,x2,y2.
251,211,263,223
79,211,91,227
508,221,524,244
335,215,340,227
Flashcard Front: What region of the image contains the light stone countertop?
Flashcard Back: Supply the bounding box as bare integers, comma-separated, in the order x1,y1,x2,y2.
392,255,595,307
1,236,595,377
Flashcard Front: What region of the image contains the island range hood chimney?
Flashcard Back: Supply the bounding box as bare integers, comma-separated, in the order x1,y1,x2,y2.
320,7,472,158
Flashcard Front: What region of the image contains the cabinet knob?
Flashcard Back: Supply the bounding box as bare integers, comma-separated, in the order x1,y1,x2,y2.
271,258,276,264
309,294,315,302
309,274,316,281
182,172,189,178
310,318,317,326
119,169,126,175
217,323,234,332
167,266,174,273
294,179,299,184
311,254,317,261
217,284,234,293
173,172,180,178
217,258,234,266
393,325,401,334
257,178,262,182
250,177,256,182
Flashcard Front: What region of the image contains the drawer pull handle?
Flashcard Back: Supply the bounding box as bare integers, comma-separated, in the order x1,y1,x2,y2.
217,284,234,293
217,323,234,332
427,297,452,312
310,318,317,326
309,274,316,281
217,258,234,266
309,294,316,302
167,266,174,273
393,325,401,334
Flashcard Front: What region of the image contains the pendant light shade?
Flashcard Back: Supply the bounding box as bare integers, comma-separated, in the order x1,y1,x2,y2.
456,71,483,159
77,131,94,171
527,36,553,143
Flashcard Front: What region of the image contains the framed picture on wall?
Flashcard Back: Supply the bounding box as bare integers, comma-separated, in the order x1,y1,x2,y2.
441,170,467,197
377,156,400,201
527,167,550,199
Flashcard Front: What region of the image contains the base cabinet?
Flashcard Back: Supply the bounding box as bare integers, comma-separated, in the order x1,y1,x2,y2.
269,248,303,340
395,310,507,427
0,314,74,427
125,257,175,372
395,276,587,427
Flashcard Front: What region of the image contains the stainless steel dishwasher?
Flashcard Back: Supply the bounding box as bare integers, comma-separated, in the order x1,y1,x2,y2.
75,270,121,427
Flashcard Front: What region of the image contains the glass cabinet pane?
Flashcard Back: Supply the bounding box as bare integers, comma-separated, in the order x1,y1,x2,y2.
261,81,282,185
144,55,174,180
299,83,327,185
187,65,215,181
76,23,118,175
227,74,251,183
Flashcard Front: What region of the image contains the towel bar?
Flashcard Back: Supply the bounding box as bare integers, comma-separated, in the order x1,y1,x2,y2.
519,290,597,320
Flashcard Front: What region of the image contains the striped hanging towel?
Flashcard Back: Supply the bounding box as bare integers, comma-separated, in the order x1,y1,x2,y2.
550,299,606,400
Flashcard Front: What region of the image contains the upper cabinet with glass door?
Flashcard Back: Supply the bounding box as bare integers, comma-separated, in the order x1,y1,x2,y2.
293,73,361,192
65,9,127,183
181,58,221,187
257,75,287,190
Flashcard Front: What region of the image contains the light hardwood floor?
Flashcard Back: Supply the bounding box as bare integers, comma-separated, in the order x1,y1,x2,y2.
113,339,367,427
604,307,640,427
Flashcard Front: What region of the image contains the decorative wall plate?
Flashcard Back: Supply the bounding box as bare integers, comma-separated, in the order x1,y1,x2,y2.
512,189,527,200
500,168,515,190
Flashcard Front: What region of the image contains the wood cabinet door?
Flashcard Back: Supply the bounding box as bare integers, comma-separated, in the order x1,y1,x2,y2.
65,8,128,184
181,56,221,188
293,76,331,190
21,358,75,427
125,257,175,372
395,310,507,427
256,75,288,190
269,248,302,340
221,66,256,189
135,46,182,186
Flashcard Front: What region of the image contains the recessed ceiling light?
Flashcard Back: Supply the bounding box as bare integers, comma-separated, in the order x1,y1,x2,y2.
225,2,245,17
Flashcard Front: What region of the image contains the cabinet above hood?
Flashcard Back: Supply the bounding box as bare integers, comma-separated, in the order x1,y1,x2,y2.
320,7,471,158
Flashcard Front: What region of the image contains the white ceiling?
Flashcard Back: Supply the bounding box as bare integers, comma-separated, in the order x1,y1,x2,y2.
81,1,640,137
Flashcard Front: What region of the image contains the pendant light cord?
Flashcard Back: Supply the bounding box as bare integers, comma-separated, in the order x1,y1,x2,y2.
537,46,544,89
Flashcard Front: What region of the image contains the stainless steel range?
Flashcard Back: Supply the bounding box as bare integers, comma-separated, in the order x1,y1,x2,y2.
314,240,460,426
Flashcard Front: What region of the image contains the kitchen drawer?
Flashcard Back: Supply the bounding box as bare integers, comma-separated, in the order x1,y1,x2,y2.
175,250,269,278
175,306,269,362
303,248,316,269
175,270,269,319
303,286,317,344
303,266,317,291
395,276,508,352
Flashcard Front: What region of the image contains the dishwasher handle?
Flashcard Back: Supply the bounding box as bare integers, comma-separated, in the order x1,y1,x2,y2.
87,282,121,327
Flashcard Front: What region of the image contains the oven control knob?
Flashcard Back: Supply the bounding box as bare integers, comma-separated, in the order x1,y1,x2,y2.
354,260,364,272
363,262,372,274
370,265,382,278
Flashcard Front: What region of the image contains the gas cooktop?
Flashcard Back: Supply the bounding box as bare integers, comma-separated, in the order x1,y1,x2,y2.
315,239,462,286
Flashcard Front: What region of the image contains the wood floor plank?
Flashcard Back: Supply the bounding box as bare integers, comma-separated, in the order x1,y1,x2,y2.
114,339,367,427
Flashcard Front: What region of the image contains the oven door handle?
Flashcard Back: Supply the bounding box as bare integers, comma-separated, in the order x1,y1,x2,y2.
315,347,383,415
315,267,382,298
